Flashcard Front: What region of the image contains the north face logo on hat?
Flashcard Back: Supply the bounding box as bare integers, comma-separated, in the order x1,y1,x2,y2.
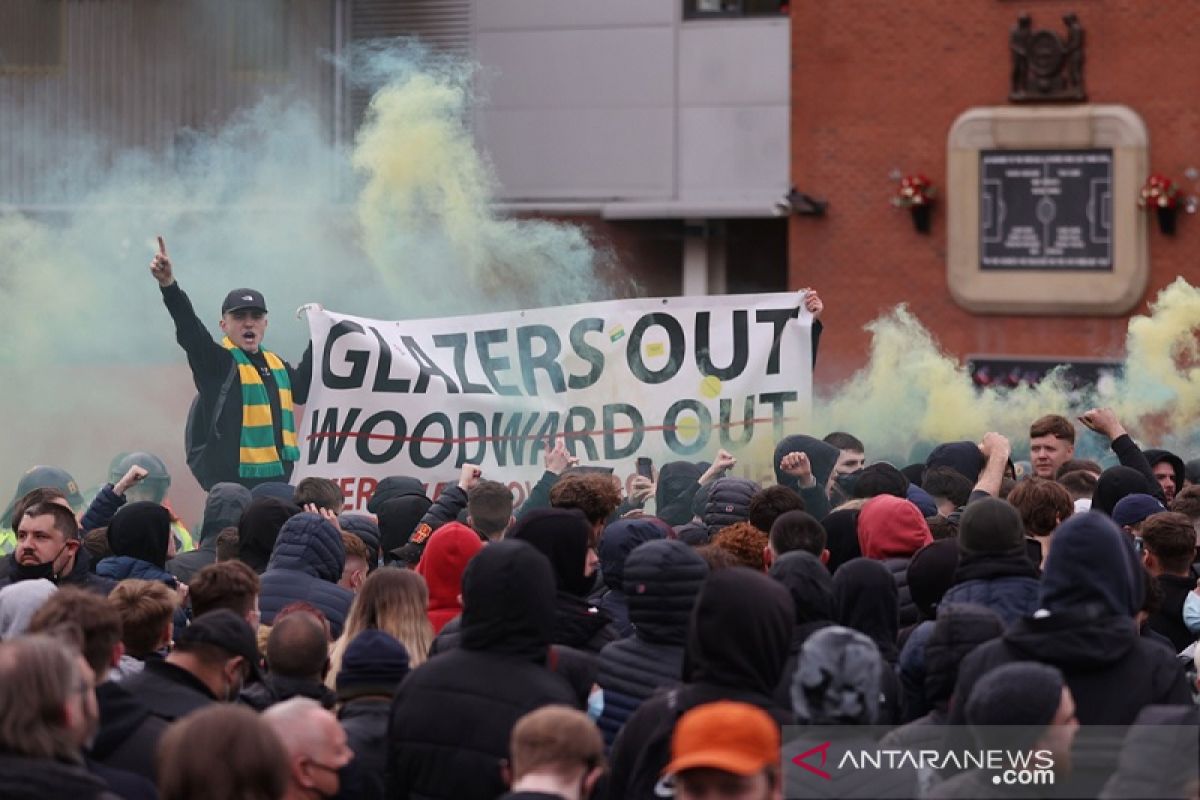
242,295,254,301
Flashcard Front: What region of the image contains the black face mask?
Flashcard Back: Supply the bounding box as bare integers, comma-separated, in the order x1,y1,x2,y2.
10,542,69,584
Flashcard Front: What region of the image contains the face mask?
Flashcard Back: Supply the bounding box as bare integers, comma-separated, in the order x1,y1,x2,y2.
11,542,69,584
587,687,604,721
1183,592,1200,635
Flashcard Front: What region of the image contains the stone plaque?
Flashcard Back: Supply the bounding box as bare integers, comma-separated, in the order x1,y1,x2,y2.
980,148,1112,270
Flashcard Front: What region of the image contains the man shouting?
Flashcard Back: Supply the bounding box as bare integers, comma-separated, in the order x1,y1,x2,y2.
152,237,311,489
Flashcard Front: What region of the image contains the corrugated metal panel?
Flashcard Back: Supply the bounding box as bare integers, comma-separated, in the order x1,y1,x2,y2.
0,0,338,207
349,0,472,130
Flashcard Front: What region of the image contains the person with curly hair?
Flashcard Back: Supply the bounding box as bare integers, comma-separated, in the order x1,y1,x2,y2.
711,522,769,571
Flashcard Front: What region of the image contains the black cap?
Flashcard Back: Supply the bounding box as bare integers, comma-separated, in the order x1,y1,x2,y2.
221,288,268,315
175,609,262,678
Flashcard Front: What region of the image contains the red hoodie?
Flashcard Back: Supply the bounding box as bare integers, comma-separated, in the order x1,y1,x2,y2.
415,522,485,634
856,495,932,559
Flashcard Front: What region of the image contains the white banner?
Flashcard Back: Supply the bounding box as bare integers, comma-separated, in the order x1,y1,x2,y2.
294,293,812,511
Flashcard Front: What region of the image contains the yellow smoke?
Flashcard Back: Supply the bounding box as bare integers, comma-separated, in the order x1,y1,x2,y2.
815,279,1200,462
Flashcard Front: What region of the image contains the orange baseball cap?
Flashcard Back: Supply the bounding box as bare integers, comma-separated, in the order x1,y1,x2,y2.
663,701,780,778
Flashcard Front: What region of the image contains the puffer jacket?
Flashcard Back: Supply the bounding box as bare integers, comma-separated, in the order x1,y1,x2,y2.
593,518,667,638
596,540,708,747
883,557,919,628
259,512,354,638
702,477,760,537
96,556,178,587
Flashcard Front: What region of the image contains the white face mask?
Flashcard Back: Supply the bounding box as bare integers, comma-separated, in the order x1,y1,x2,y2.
1183,591,1200,635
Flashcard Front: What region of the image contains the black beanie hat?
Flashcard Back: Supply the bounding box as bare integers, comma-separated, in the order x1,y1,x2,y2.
965,662,1065,731
336,629,410,701
958,497,1026,555
906,538,960,619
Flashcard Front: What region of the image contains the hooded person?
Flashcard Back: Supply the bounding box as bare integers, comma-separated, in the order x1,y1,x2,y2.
258,512,355,638
820,507,862,572
386,540,578,800
367,476,427,514
832,558,903,724
929,663,1077,800
773,435,839,519
377,493,433,565
96,502,178,586
414,522,484,635
236,496,299,574
167,483,252,583
509,508,617,653
605,567,795,799
1144,448,1186,504
785,626,919,798
654,461,709,526
857,495,933,627
595,539,709,748
768,551,836,710
885,603,1004,749
1092,465,1156,517
0,579,56,639
700,477,761,538
953,512,1192,728
593,518,667,637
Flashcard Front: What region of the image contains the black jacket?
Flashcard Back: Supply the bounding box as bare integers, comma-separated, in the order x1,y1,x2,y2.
336,700,391,800
161,282,311,490
1148,573,1194,653
0,754,121,800
653,462,708,526
596,540,708,747
120,658,217,722
953,513,1192,727
701,477,760,537
605,568,794,800
240,673,336,711
833,558,904,723
0,547,116,596
768,551,836,710
386,541,579,800
90,680,168,782
168,482,252,583
259,512,354,638
593,518,666,638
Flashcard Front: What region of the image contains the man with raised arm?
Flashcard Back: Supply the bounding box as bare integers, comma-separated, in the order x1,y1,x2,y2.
151,237,311,489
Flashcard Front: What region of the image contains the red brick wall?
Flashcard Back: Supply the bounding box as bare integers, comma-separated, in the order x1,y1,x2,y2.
790,1,1200,385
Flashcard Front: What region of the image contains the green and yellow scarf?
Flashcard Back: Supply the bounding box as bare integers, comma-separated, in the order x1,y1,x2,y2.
223,337,300,478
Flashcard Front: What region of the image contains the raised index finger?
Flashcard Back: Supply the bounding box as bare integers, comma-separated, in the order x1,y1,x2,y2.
157,236,168,257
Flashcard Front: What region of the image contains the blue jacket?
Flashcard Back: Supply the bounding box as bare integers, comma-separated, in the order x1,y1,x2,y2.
96,556,178,586
259,512,354,638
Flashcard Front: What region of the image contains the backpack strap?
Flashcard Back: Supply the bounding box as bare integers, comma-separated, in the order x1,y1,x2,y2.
208,361,239,442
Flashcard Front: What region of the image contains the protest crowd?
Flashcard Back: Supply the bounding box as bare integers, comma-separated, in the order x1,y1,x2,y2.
1,248,1199,800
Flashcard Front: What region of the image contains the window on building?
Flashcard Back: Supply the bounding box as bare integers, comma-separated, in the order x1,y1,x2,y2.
0,0,65,73
683,0,788,19
231,0,289,76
